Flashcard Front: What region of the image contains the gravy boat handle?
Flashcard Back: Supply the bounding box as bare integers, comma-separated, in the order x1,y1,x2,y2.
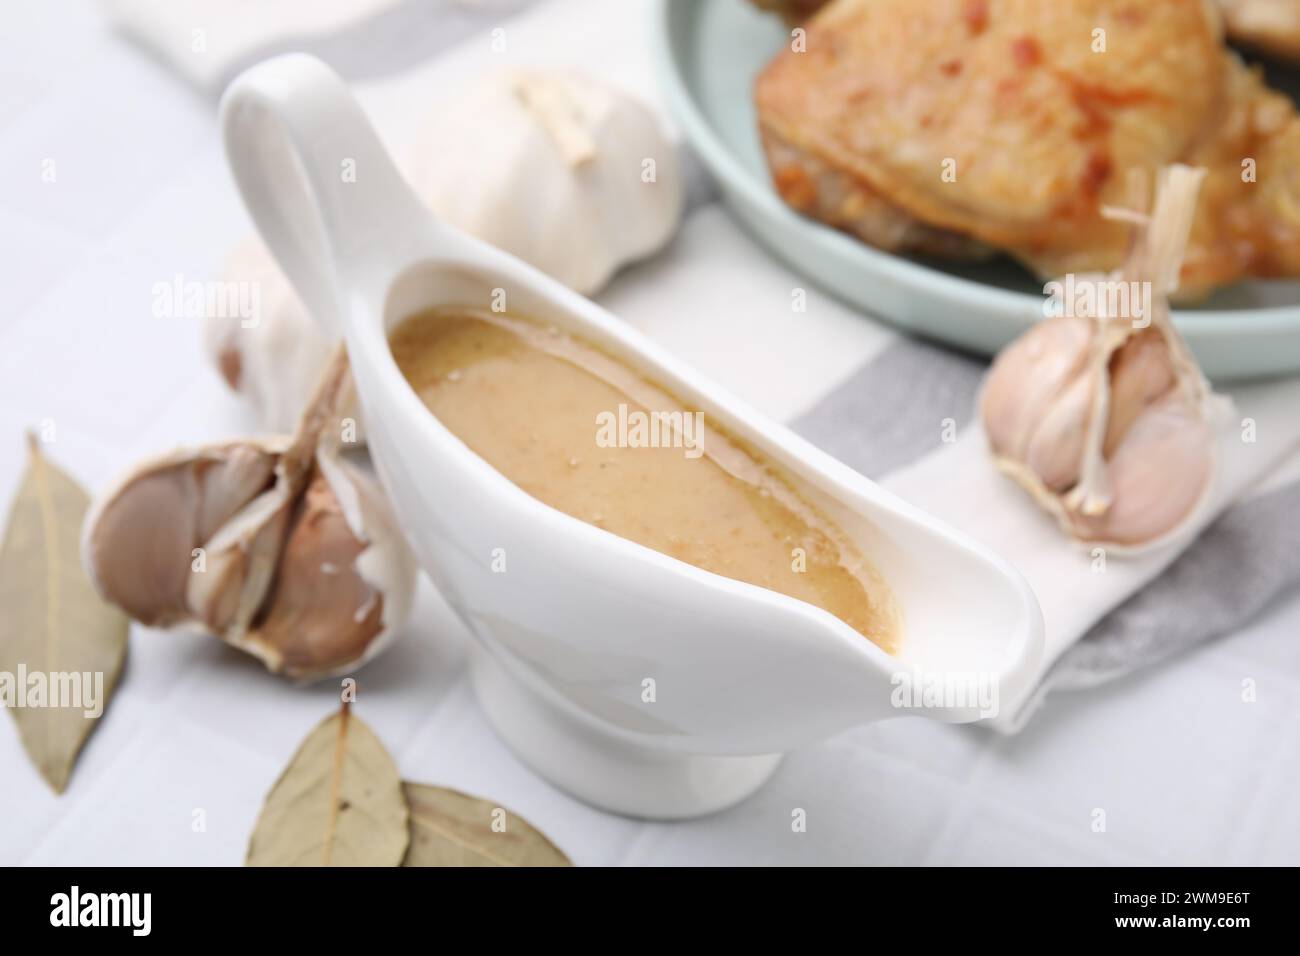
219,53,433,339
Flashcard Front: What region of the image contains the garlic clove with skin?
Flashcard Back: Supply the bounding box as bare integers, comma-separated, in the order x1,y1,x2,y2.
82,441,283,628
82,348,416,681
980,164,1227,552
205,236,367,450
1068,392,1215,546
1014,325,1180,495
982,314,1091,463
1102,328,1177,458
236,459,414,680
184,479,297,636
204,237,344,438
183,362,330,637
1023,369,1092,493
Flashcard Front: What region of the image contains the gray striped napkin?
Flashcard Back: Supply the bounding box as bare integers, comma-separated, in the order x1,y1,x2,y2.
792,338,1300,729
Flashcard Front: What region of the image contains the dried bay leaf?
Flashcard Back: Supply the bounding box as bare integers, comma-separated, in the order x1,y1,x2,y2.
0,435,128,793
402,782,572,867
247,703,408,866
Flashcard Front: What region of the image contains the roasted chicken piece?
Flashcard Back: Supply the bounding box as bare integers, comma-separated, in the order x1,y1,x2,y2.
1218,0,1300,60
755,0,1300,63
755,0,1300,295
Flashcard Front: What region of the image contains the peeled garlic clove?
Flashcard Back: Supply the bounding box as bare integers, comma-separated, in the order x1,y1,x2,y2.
238,459,414,681
1070,393,1214,546
81,441,281,627
409,70,683,296
981,315,1090,461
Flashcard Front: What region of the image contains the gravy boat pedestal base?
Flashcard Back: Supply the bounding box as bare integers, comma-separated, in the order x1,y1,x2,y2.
220,54,1044,822
470,645,782,819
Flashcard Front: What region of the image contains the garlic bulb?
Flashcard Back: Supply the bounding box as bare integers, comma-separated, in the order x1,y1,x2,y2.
204,237,353,438
83,348,415,681
409,69,683,296
981,165,1229,551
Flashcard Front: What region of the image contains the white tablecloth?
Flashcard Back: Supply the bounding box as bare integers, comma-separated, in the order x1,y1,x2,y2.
3,0,1299,866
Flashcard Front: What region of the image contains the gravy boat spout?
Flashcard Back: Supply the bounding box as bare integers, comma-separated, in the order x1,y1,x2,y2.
221,54,1044,819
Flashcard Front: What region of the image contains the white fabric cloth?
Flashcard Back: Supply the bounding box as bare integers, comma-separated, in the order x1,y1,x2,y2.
104,0,538,90
2,0,1297,864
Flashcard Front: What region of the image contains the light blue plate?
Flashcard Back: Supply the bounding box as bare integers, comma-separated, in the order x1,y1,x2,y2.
651,0,1300,380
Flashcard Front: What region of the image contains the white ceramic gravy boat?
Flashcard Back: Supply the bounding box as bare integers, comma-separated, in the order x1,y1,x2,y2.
220,54,1043,819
